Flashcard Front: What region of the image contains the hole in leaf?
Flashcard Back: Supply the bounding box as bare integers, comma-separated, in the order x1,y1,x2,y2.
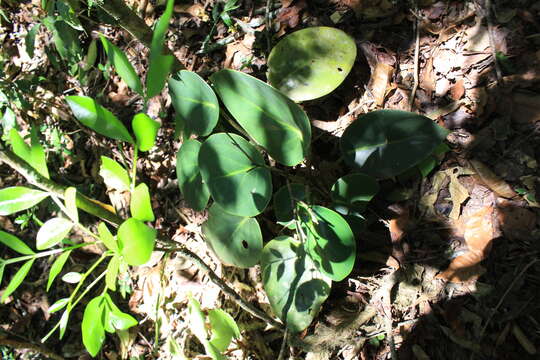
242,240,248,249
337,67,343,72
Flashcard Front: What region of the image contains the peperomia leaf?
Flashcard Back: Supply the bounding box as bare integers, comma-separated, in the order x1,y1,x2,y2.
0,187,49,216
176,139,210,211
10,127,50,179
98,223,118,253
1,259,35,303
340,110,449,179
82,295,105,357
132,113,160,152
36,217,73,250
0,230,35,255
117,218,156,266
210,69,311,166
168,70,219,137
146,0,174,98
267,26,357,102
273,183,310,223
301,206,356,282
261,236,331,333
100,35,144,96
66,96,134,144
99,156,131,192
130,183,155,222
199,133,272,217
202,203,263,268
208,309,240,352
331,173,379,215
47,250,72,291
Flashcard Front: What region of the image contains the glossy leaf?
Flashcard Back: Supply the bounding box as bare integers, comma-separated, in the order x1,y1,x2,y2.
98,223,118,253
0,230,34,255
146,0,174,98
273,183,310,223
99,156,131,192
331,173,379,215
0,187,48,216
0,264,4,288
130,183,155,222
62,271,82,284
59,310,70,339
168,70,219,137
100,35,144,96
64,187,78,223
82,296,105,357
176,139,210,211
187,296,224,360
302,206,356,282
66,96,134,144
117,218,156,266
202,203,263,268
103,293,138,332
268,26,357,102
199,133,271,216
10,127,49,179
132,113,160,152
47,250,72,291
106,255,120,291
341,110,449,178
208,309,240,352
49,297,69,313
1,259,35,303
25,23,41,58
36,217,73,250
210,69,311,166
261,236,331,332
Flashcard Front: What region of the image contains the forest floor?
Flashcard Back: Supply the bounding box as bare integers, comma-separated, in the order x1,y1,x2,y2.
1,0,540,359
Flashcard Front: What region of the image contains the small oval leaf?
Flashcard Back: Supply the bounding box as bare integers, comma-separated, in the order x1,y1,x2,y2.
273,183,310,223
1,259,35,303
268,26,357,102
66,96,134,144
64,187,78,223
49,297,69,313
202,203,263,268
176,139,210,211
47,250,72,291
117,218,156,266
0,187,49,216
82,296,105,357
331,173,379,215
208,309,240,352
106,255,120,291
0,230,35,255
36,217,73,250
62,271,82,284
98,223,118,253
130,183,155,222
100,35,144,96
99,156,131,192
132,113,160,152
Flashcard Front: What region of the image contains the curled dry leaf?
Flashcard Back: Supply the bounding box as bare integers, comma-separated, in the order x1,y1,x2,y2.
369,62,394,107
470,160,517,199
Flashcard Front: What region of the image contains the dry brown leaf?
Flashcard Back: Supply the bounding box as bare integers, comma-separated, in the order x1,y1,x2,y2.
470,160,516,198
369,62,394,107
420,55,436,93
497,202,537,240
444,167,473,220
450,79,465,100
436,251,486,283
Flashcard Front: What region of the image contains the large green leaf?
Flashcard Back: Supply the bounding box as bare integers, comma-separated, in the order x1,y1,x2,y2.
100,35,144,96
99,156,131,192
176,139,210,211
199,133,271,216
208,309,240,352
10,127,49,179
47,250,72,291
66,96,134,144
302,206,356,282
210,69,311,166
82,295,105,357
331,173,379,215
168,70,219,137
0,187,49,216
36,217,73,250
273,183,310,223
132,113,160,151
117,218,156,266
0,230,34,255
1,259,35,303
202,203,262,268
340,110,449,179
261,236,331,333
267,26,357,102
130,183,155,222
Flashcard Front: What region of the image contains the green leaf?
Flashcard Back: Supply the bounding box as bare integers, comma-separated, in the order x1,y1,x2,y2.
64,187,78,223
417,142,449,177
202,203,262,268
268,26,357,102
36,217,73,250
340,110,449,179
0,263,4,288
99,156,131,191
199,133,272,217
187,296,207,342
82,295,106,357
0,186,49,216
261,236,331,333
9,128,50,179
302,206,356,282
25,23,41,58
83,38,98,71
168,70,219,137
100,35,144,96
146,0,174,98
130,183,155,222
47,250,72,291
0,230,34,255
176,139,210,211
49,297,69,313
1,259,35,303
210,69,311,166
106,255,120,291
98,223,118,253
132,113,160,151
59,309,70,339
331,173,379,215
66,96,134,144
208,309,240,352
273,183,310,223
117,218,156,266
103,293,138,332
62,271,82,283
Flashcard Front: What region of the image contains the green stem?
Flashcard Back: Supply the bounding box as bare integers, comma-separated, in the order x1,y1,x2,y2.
72,269,108,308
3,242,94,266
66,253,109,313
131,146,138,193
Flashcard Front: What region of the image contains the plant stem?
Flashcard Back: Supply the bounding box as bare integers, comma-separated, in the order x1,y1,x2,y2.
131,146,138,193
66,253,109,312
3,242,93,266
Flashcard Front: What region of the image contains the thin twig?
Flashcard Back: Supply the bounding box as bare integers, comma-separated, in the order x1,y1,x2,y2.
482,0,503,85
409,4,420,111
277,328,289,360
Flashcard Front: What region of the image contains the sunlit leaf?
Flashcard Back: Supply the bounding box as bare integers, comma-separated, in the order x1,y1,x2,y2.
82,295,105,357
117,218,156,266
9,128,49,179
208,309,240,352
49,297,69,313
210,69,311,166
100,35,144,96
47,250,72,291
62,271,82,284
176,139,210,211
1,259,35,303
0,187,48,216
130,183,155,222
132,113,160,152
0,230,35,255
64,187,78,223
98,223,118,253
268,26,357,102
99,156,131,192
106,255,120,291
36,217,73,250
66,96,134,144
59,309,69,339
